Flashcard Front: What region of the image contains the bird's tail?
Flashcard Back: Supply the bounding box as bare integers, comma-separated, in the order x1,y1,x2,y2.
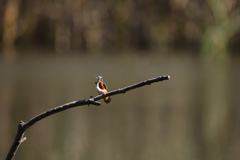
104,96,112,103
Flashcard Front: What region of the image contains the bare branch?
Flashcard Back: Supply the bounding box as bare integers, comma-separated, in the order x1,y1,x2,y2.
6,75,170,160
6,121,26,160
94,75,170,101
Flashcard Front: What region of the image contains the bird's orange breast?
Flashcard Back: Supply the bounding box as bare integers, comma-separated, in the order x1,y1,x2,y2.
97,81,111,103
99,82,108,93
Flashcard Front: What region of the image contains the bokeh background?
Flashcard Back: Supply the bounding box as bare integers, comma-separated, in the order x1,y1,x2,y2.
1,0,240,159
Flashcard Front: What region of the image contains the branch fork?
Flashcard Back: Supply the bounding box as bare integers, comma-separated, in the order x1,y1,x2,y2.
6,75,170,160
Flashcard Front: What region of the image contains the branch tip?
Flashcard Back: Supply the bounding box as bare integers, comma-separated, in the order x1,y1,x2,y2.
6,75,170,160
20,137,27,143
19,120,25,125
18,121,25,131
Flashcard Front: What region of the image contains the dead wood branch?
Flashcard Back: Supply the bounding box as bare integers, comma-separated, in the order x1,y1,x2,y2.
6,75,170,160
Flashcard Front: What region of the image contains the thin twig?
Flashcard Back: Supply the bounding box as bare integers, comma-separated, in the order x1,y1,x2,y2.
6,75,170,160
94,75,170,101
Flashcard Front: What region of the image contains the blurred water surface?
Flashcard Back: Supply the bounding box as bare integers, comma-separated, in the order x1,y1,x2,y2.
0,52,240,160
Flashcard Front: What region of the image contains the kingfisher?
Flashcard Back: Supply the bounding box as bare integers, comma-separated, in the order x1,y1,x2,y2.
95,76,112,103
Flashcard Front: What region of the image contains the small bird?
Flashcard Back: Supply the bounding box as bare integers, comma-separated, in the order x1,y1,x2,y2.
95,76,112,103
